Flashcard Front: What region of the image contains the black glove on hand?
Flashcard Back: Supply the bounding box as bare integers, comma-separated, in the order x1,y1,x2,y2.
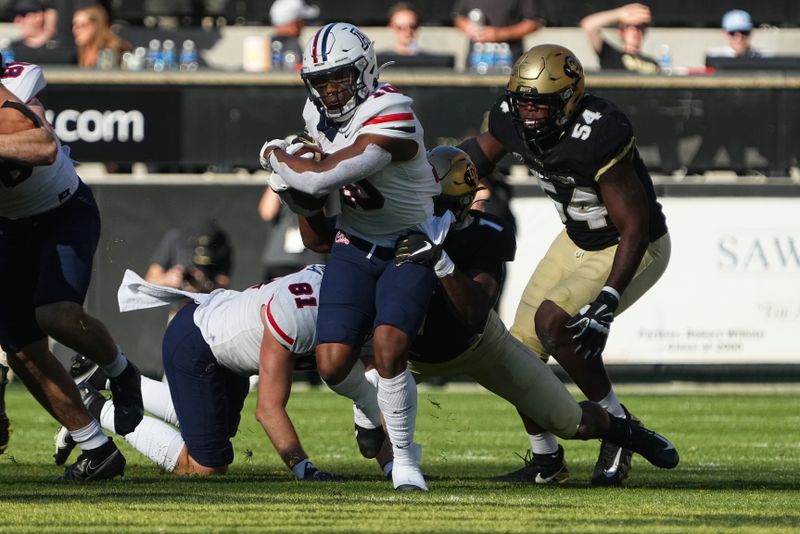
395,231,441,267
565,289,620,360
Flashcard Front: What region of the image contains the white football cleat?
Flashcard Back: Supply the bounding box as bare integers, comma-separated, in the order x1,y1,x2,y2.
392,443,427,491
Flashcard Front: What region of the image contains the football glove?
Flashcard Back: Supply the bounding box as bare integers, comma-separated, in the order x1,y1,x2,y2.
395,231,455,277
565,288,620,360
259,138,288,172
267,170,289,193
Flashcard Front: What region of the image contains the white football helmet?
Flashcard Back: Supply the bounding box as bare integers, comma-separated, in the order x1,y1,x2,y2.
301,22,379,123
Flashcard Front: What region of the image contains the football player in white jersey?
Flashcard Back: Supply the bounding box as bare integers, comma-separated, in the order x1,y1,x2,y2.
260,23,440,491
57,265,341,480
0,61,143,481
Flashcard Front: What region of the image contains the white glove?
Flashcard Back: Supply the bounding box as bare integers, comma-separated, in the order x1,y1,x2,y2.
268,171,289,193
259,138,288,171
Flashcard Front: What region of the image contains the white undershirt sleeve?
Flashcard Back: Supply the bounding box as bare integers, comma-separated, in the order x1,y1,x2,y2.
269,143,393,196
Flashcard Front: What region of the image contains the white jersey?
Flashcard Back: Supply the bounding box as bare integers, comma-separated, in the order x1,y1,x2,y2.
303,83,440,247
0,62,80,219
193,265,324,377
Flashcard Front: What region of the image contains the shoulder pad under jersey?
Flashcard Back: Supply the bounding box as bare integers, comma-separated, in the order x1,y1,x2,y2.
261,264,324,354
353,84,416,133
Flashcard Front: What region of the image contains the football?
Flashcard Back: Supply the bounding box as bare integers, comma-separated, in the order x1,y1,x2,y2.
292,144,326,161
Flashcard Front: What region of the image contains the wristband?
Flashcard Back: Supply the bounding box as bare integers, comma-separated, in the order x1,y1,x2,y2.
601,286,621,301
434,250,455,278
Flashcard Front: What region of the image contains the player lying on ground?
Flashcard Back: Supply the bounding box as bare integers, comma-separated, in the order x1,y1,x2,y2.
299,146,680,483
55,266,340,480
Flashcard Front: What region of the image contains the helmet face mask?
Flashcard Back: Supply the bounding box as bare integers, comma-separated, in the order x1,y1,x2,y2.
303,64,360,118
427,145,480,222
506,44,585,144
301,23,378,123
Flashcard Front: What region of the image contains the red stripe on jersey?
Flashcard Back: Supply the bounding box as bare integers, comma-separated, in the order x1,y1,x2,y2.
266,296,295,346
363,113,414,126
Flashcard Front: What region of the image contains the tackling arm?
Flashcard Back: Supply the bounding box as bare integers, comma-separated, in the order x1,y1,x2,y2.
439,268,501,330
298,212,335,254
254,321,309,471
264,133,417,196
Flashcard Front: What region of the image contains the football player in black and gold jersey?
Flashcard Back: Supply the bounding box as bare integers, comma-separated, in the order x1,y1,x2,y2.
300,145,678,485
460,44,671,486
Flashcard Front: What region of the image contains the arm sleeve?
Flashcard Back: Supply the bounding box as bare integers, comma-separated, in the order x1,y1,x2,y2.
269,143,392,196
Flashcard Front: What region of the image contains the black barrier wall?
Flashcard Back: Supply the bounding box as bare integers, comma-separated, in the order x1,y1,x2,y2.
52,183,267,376
39,72,800,176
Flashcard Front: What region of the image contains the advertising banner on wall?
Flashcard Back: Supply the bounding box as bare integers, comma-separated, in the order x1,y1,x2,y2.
501,197,800,364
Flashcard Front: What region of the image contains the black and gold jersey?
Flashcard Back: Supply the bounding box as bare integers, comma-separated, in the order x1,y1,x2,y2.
488,93,667,251
409,211,516,364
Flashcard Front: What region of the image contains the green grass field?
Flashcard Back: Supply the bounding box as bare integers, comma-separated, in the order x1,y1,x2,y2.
1,383,798,533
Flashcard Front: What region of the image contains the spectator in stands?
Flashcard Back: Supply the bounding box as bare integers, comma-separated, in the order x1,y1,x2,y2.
268,0,320,70
10,0,73,64
377,2,454,68
386,2,422,56
453,0,543,66
72,4,131,69
145,220,233,295
706,9,772,59
580,2,659,74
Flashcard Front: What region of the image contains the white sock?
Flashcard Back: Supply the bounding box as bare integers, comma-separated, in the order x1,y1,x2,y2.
377,368,417,461
101,346,128,378
70,420,108,451
324,360,382,428
141,376,179,426
598,389,625,418
529,432,559,455
99,402,184,472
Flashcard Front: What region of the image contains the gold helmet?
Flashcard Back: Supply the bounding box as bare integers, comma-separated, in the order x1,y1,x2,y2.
427,145,479,222
506,43,585,141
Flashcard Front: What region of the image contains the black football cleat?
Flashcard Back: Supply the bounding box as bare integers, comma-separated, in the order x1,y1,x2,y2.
69,353,109,391
354,423,386,459
621,419,680,470
592,406,639,487
53,426,76,466
57,438,126,482
491,445,570,485
55,384,108,465
108,361,144,436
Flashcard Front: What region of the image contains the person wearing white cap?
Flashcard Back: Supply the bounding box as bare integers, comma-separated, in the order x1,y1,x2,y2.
706,9,772,59
268,0,320,70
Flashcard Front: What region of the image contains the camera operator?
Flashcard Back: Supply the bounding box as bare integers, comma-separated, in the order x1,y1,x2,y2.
145,220,233,296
